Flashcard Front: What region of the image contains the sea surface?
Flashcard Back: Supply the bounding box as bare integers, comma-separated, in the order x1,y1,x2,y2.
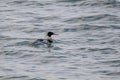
0,0,120,80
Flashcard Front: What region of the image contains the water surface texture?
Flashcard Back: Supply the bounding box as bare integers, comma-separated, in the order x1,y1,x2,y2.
0,0,120,80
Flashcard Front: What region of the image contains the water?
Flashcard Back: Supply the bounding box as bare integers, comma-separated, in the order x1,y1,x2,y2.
0,0,120,80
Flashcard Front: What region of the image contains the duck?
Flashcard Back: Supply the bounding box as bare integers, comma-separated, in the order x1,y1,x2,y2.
31,32,57,47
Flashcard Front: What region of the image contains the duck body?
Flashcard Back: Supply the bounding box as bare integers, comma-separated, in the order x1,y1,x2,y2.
32,38,52,45
31,32,56,47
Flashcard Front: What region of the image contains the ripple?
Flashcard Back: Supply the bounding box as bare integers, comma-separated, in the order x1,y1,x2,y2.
53,47,63,50
5,76,28,80
29,78,46,80
58,0,83,3
15,41,30,46
106,72,120,76
100,59,120,66
45,55,67,59
8,0,53,7
3,50,18,56
88,48,117,54
19,53,34,58
64,14,117,23
94,70,111,75
62,28,80,32
94,70,120,76
59,0,120,7
10,0,27,4
110,25,120,29
80,24,109,30
0,76,4,78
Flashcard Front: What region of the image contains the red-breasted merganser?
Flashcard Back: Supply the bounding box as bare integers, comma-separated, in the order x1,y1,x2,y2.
31,32,57,47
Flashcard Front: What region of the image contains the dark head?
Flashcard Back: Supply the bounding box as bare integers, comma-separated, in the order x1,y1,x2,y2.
47,32,55,37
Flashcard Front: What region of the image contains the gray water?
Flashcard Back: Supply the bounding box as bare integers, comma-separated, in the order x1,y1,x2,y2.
0,0,120,80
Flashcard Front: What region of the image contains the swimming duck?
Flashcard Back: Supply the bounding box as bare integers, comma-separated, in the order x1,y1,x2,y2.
31,32,57,47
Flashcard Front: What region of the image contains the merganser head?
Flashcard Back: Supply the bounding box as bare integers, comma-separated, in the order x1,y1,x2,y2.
47,32,55,37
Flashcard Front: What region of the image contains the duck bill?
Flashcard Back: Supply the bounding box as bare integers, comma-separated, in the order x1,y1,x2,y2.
53,33,58,35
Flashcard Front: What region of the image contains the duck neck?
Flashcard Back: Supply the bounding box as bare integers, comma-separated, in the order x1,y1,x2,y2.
47,36,53,43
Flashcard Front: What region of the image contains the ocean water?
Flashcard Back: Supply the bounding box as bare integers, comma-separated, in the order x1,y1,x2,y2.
0,0,120,80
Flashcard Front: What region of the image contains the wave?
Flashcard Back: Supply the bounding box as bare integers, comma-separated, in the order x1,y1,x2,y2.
58,0,120,8
61,24,120,32
64,14,119,23
88,47,118,54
